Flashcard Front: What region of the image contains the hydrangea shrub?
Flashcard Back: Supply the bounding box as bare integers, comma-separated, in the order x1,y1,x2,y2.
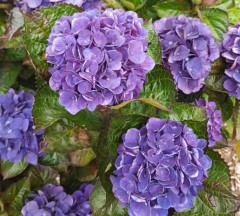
0,0,238,216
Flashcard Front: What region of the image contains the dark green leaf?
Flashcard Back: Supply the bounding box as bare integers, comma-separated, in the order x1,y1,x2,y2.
38,152,68,166
43,118,99,153
155,0,193,17
1,159,28,180
0,63,22,88
3,48,26,62
24,4,80,69
32,85,102,131
141,66,176,107
201,8,229,42
2,178,31,212
145,20,162,65
119,0,146,10
183,120,208,139
69,148,96,167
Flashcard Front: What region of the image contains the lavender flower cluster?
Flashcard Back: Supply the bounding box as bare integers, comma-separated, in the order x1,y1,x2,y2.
0,89,43,164
154,15,219,94
46,9,155,114
110,118,212,216
21,183,93,216
194,99,223,147
221,23,240,99
15,0,102,12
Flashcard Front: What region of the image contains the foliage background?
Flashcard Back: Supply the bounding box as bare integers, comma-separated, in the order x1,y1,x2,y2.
0,0,240,215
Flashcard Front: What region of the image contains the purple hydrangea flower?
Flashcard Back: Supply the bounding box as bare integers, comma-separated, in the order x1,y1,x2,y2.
221,23,240,99
46,9,155,114
21,183,93,216
71,183,94,215
15,0,102,12
154,15,219,94
110,118,212,216
194,99,223,147
0,89,43,165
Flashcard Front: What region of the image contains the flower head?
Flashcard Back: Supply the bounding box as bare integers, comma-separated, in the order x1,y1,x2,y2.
0,89,42,164
154,15,219,94
110,118,212,216
21,183,93,216
221,23,240,99
15,0,102,12
46,9,155,114
194,99,223,147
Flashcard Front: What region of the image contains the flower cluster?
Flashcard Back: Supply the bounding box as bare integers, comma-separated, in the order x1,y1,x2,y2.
110,118,212,216
21,183,93,216
154,15,219,94
221,23,240,99
46,9,155,114
194,99,223,147
15,0,102,12
0,89,43,164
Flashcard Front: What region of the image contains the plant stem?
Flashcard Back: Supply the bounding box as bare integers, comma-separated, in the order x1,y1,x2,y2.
232,100,239,141
194,5,203,21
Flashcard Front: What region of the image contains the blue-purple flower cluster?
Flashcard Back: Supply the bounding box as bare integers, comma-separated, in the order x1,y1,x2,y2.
0,89,43,164
194,99,222,147
15,0,102,12
154,15,219,94
21,183,93,216
46,9,155,114
110,118,212,216
221,23,240,99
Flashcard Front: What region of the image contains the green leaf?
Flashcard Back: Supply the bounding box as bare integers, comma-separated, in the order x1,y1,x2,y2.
90,181,107,214
205,58,226,93
103,0,123,8
169,103,207,122
145,20,162,65
43,118,99,153
3,48,26,62
183,120,208,139
1,159,28,180
201,8,229,42
27,166,58,190
137,0,159,20
210,0,235,10
175,150,237,216
24,4,80,69
33,85,102,131
140,66,176,107
119,0,146,10
117,100,158,117
94,194,128,216
38,152,68,166
2,178,31,212
228,6,240,24
0,63,22,88
155,0,193,17
69,148,96,167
